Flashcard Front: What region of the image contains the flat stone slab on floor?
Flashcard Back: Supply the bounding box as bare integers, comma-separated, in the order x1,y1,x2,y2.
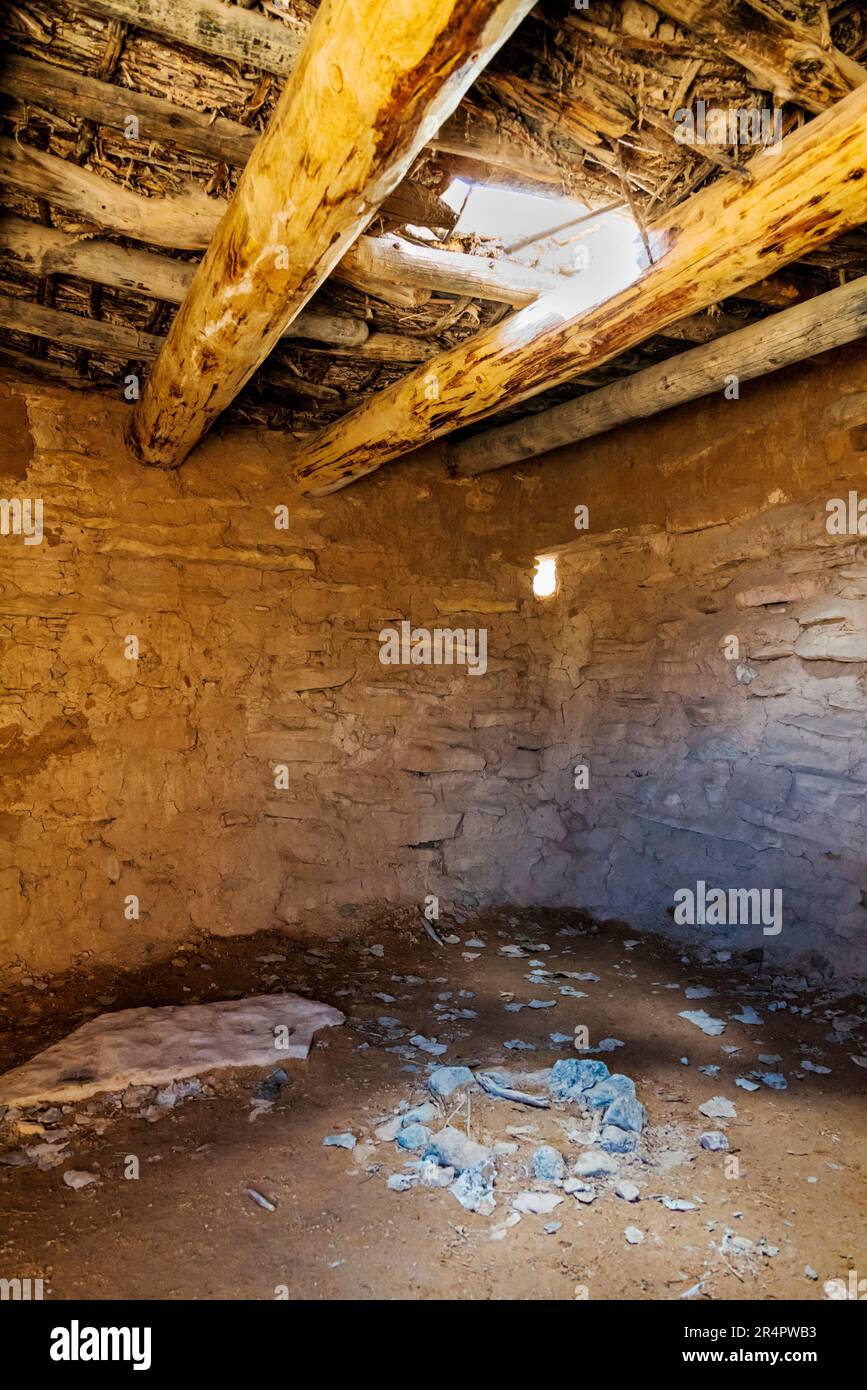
0,994,344,1107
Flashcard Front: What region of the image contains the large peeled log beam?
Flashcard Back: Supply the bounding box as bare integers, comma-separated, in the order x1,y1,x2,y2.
449,275,867,475
128,0,536,468
0,216,369,348
290,84,867,495
653,1,866,113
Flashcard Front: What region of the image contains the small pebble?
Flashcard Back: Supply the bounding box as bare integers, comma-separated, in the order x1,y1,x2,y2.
63,1170,98,1190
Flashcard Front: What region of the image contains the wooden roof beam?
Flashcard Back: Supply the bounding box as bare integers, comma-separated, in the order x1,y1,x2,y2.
289,83,867,495
0,146,817,320
74,0,558,192
0,215,371,348
0,294,436,367
449,275,867,475
125,0,536,467
653,1,866,113
0,55,457,234
73,0,308,74
0,135,565,306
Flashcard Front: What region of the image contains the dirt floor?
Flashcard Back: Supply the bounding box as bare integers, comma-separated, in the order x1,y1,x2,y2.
1,909,865,1301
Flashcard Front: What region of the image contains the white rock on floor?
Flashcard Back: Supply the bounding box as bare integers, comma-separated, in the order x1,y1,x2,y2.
699,1096,737,1120
679,1010,726,1036
63,1169,98,1189
512,1191,564,1215
0,994,345,1107
573,1149,619,1178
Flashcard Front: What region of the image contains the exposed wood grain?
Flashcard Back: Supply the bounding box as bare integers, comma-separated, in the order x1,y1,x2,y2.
1,52,260,168
0,291,431,367
0,143,562,308
0,136,221,251
336,235,563,307
76,0,308,76
127,0,536,467
75,0,562,190
306,333,440,364
429,106,564,186
449,275,867,474
0,215,370,347
290,83,867,495
0,292,163,359
654,0,867,112
0,55,457,233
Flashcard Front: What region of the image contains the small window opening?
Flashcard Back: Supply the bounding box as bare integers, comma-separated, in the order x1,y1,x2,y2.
533,555,558,599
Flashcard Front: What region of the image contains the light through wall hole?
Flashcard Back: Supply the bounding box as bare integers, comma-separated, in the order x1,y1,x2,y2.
533,555,558,599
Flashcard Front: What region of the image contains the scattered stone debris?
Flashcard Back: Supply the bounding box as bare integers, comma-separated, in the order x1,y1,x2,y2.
428,1066,474,1098
679,1010,726,1036
713,1227,780,1275
355,1050,651,1222
699,1131,729,1152
514,1190,563,1215
573,1149,619,1179
754,1071,787,1090
731,1006,763,1026
532,1145,565,1181
4,916,861,1298
397,1123,431,1151
699,1097,737,1120
323,1132,357,1150
409,1034,446,1056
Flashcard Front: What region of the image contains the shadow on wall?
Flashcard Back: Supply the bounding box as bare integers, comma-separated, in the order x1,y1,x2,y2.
544,493,867,982
2,352,867,982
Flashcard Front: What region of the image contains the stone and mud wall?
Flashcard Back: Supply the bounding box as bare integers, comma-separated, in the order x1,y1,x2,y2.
1,341,866,979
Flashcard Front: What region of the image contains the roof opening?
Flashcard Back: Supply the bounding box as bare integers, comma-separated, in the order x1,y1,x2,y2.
442,178,652,310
